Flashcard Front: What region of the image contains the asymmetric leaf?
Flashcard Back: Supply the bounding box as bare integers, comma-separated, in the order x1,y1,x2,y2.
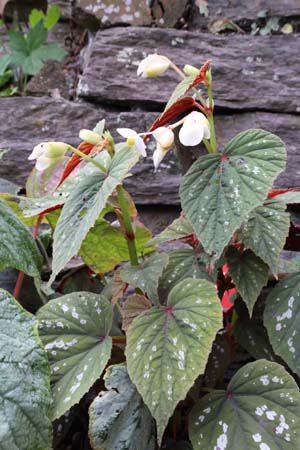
0,289,52,450
240,197,290,275
226,247,269,315
158,248,215,300
189,359,300,450
264,273,300,375
49,145,140,284
180,129,286,259
80,219,153,274
89,364,156,450
147,216,194,247
120,252,169,303
126,278,222,443
121,294,152,331
38,292,113,419
0,200,42,276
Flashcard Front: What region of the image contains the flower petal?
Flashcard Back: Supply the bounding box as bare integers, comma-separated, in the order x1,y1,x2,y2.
116,128,137,139
35,155,52,171
135,135,147,157
153,127,174,149
28,143,46,160
153,145,168,171
179,120,204,146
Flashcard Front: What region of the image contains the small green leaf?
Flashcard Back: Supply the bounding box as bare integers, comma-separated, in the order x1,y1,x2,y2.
126,278,222,443
29,9,45,28
50,145,140,284
38,292,113,420
180,129,286,259
264,273,300,375
120,252,169,303
89,364,156,450
0,55,11,76
41,43,66,61
8,30,27,53
26,21,48,52
189,359,300,450
44,4,61,30
147,215,194,247
239,197,290,275
0,200,42,276
226,247,269,315
0,289,52,450
80,218,153,273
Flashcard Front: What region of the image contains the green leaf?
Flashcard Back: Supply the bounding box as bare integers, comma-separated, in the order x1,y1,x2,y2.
8,30,27,53
189,359,300,450
239,197,290,275
19,50,45,75
40,43,66,61
89,364,156,450
37,292,113,420
203,333,230,388
120,253,169,303
0,178,20,194
50,145,140,284
264,273,300,375
29,9,45,28
26,21,48,52
0,289,52,450
0,55,11,76
234,299,277,361
44,4,61,30
0,68,12,87
164,75,194,111
226,247,269,315
80,218,153,273
126,278,222,443
279,252,300,274
0,200,42,276
272,190,300,204
158,248,215,300
180,129,286,260
147,215,194,246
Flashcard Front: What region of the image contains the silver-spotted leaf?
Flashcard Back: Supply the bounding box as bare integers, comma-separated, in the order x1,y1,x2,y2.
203,333,230,388
226,247,269,316
0,289,52,450
147,216,194,247
264,273,300,375
158,248,215,301
240,197,290,275
89,364,156,450
180,129,286,259
38,292,113,419
126,278,223,443
49,145,140,284
120,253,169,303
0,200,42,276
189,359,300,450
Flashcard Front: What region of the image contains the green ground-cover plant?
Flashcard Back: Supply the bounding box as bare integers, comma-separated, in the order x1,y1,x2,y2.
1,53,300,449
0,3,65,94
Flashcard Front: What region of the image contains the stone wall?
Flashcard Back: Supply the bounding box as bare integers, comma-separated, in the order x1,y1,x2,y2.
1,0,300,225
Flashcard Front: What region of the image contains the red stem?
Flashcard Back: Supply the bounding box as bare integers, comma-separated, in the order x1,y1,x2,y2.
13,213,44,300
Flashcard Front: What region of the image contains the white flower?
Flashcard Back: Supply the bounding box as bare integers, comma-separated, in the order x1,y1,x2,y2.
116,128,147,157
178,111,210,146
28,142,69,171
79,129,102,145
152,127,174,170
137,54,171,78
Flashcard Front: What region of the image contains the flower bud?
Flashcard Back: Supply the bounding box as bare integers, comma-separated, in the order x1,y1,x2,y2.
152,127,174,150
28,142,69,171
153,146,169,171
179,111,210,147
183,64,199,77
137,54,170,78
79,129,102,145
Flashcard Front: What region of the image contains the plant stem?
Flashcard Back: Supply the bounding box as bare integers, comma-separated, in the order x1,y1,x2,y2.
116,185,139,266
207,73,218,153
68,145,107,173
